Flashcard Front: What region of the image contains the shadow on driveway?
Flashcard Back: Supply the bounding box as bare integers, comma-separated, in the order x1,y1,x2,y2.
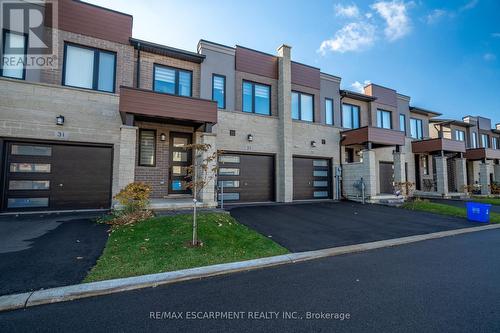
0,213,109,296
229,201,474,252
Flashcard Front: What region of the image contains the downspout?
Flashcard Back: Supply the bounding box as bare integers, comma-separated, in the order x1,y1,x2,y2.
339,94,345,200
136,42,141,88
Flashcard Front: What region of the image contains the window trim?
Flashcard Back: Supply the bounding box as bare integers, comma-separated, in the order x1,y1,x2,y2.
212,73,226,109
377,109,392,129
138,129,157,167
242,80,271,116
325,98,334,125
1,29,28,80
399,114,406,134
292,91,315,122
62,42,117,93
153,63,193,97
341,103,361,129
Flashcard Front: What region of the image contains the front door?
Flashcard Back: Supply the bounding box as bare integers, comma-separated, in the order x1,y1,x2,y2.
379,162,394,194
169,132,192,194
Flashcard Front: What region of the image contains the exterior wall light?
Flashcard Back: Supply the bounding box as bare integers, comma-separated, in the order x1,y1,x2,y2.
247,134,253,142
56,115,65,126
160,133,167,141
311,140,317,147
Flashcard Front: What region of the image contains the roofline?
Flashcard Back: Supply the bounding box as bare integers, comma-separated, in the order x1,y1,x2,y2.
340,90,377,102
429,119,474,128
130,38,205,63
364,82,396,92
320,72,341,83
397,93,411,101
198,39,235,51
409,106,442,117
197,39,235,56
77,0,133,18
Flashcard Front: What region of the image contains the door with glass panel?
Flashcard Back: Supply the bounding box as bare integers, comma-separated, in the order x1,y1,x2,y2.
169,133,192,194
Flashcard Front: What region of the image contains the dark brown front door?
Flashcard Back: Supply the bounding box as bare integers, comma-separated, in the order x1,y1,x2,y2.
293,157,331,200
169,132,192,194
218,153,274,203
379,162,394,194
2,141,112,211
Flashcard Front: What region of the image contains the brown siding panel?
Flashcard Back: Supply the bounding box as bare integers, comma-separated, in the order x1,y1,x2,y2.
291,62,320,90
58,0,133,44
412,138,466,154
119,87,217,123
465,148,500,160
235,47,278,79
341,127,405,146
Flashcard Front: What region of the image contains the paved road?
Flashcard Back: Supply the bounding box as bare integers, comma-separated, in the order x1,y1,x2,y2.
230,201,473,252
0,213,108,295
2,229,500,333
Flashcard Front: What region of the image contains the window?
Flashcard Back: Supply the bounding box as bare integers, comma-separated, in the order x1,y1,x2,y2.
399,114,406,133
325,98,334,125
377,109,392,129
313,170,328,177
7,198,48,208
2,30,27,79
421,155,429,175
481,134,490,148
139,130,156,166
472,132,478,148
410,118,424,139
219,156,240,163
455,130,465,142
9,180,50,190
313,191,329,198
219,168,240,176
63,44,116,93
218,192,240,201
10,163,50,173
11,145,51,156
242,81,270,115
154,65,192,97
291,92,314,122
212,74,226,109
493,137,499,150
218,180,240,188
342,104,360,129
313,160,328,167
313,181,328,187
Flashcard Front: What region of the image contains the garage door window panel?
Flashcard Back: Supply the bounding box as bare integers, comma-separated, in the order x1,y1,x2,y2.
9,180,50,190
218,180,240,188
7,198,49,208
10,163,51,173
219,156,240,164
218,192,240,201
219,168,240,176
11,145,52,156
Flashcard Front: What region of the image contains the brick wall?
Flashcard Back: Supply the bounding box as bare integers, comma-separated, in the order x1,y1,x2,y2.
137,51,201,97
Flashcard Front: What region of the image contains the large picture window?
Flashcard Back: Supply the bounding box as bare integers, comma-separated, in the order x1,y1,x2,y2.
1,30,27,79
410,118,424,139
139,130,156,167
292,92,314,122
377,109,392,129
212,74,226,109
63,44,116,93
154,65,192,97
242,81,270,115
342,104,360,129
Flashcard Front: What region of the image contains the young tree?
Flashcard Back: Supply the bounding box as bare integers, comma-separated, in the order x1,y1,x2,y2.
185,143,218,247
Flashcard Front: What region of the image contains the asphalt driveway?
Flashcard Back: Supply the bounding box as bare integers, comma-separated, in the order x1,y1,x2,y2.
0,213,108,296
230,201,474,252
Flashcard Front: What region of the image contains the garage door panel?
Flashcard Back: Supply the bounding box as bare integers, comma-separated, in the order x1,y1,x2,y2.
293,157,331,200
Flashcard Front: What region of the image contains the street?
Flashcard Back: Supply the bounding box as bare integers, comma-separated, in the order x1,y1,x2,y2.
1,229,500,332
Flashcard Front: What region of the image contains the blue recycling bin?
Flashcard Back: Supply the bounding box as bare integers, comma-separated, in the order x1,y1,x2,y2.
466,202,491,223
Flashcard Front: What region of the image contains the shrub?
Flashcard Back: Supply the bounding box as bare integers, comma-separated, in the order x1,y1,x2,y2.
114,182,152,213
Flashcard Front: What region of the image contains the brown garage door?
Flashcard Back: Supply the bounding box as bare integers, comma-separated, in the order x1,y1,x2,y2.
2,141,113,211
379,162,394,194
293,157,331,200
218,153,274,203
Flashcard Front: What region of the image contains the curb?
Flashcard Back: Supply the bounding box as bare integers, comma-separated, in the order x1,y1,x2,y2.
1,223,499,312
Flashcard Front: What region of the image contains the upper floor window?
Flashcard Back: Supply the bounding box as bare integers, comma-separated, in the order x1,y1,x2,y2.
63,44,116,93
492,137,498,150
325,98,334,125
472,132,478,148
377,109,392,129
212,74,225,109
342,104,360,129
242,81,270,115
154,65,192,97
1,30,27,79
455,130,465,142
481,134,490,148
291,92,314,122
399,114,406,133
410,118,423,139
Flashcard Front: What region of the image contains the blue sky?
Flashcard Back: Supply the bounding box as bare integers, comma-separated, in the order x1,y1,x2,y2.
87,0,499,123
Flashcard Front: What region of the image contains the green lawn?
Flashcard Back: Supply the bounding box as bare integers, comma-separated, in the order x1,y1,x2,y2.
85,213,288,282
472,197,500,206
402,200,500,224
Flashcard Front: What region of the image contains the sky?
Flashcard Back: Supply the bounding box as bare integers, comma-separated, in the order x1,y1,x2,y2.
87,0,500,123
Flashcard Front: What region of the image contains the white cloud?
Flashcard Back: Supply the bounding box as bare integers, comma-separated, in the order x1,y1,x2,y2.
492,33,500,38
334,4,360,18
425,9,447,24
365,12,373,18
371,1,411,41
318,22,376,54
484,53,496,61
459,0,479,12
351,80,372,93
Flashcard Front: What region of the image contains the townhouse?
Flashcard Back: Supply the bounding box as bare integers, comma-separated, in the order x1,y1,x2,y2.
0,0,498,213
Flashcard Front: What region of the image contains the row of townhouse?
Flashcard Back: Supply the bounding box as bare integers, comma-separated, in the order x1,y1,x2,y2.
0,0,499,212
